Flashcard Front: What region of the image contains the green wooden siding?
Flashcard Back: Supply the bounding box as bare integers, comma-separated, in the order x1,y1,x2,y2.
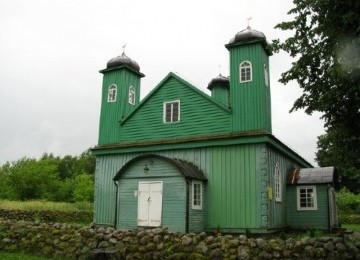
94,153,140,226
120,76,230,142
287,185,329,230
118,157,187,232
208,144,260,230
265,146,304,229
229,43,271,133
188,181,206,233
211,85,229,107
99,69,141,145
94,148,210,228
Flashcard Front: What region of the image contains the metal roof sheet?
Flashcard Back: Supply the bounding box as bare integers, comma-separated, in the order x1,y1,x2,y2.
287,166,336,185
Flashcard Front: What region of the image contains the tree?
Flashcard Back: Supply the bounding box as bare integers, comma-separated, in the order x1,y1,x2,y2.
73,173,94,202
7,157,60,200
272,0,360,192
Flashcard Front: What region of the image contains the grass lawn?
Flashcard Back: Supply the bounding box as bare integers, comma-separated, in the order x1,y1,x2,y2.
0,199,92,212
0,252,64,260
343,224,360,232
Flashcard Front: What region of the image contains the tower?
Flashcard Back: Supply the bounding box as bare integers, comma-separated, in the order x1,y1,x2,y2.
225,27,272,133
98,51,145,145
207,74,230,108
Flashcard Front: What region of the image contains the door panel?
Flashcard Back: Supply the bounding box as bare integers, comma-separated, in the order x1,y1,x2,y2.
137,181,163,227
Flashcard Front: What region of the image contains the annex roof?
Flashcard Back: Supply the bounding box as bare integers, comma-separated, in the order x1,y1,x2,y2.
287,167,337,185
113,154,207,181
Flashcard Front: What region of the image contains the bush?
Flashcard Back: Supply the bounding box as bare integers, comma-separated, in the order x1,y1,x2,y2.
336,188,360,215
338,214,360,224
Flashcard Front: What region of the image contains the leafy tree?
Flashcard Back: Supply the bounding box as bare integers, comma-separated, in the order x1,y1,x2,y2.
7,157,60,200
73,173,94,202
272,0,360,192
0,148,96,202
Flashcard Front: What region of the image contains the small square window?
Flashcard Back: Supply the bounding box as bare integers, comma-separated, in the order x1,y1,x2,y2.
192,181,202,210
297,186,318,210
163,100,180,123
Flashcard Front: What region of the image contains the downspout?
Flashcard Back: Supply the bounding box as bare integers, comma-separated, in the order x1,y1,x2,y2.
114,180,119,229
185,180,190,233
327,185,331,233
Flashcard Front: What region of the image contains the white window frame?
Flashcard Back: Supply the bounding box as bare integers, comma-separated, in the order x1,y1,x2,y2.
163,100,180,123
128,86,135,105
239,61,252,83
274,162,282,202
264,63,269,87
107,84,117,102
297,185,318,211
192,181,202,210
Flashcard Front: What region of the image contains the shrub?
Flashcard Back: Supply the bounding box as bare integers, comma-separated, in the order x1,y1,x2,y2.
336,188,360,215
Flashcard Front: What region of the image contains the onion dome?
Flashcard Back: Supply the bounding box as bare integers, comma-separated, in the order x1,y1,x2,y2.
225,26,270,54
100,52,144,77
207,74,230,91
107,52,140,72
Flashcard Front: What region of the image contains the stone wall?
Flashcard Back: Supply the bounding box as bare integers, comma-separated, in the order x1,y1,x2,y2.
0,220,359,259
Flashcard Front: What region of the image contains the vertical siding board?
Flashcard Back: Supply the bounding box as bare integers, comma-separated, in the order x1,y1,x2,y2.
265,145,307,229
208,144,259,230
287,185,329,230
229,44,271,133
95,148,210,230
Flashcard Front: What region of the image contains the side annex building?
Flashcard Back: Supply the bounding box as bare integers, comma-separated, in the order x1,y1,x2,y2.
92,27,337,233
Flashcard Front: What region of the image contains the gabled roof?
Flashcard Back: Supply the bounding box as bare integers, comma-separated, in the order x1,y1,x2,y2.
287,167,337,185
120,72,230,125
113,154,207,181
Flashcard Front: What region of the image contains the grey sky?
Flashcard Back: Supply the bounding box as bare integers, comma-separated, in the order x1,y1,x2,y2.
0,0,324,165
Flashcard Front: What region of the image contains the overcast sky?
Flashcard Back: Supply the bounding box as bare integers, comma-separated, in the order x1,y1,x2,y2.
0,0,325,166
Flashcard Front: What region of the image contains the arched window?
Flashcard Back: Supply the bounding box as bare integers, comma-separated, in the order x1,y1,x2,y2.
128,86,135,105
239,61,252,83
274,162,282,202
264,64,269,87
108,84,117,102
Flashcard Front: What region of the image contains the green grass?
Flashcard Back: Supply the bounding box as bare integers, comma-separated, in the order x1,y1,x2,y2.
0,252,64,260
0,199,93,212
343,224,360,232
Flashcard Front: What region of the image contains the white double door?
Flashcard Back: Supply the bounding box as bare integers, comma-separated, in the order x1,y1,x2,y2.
137,181,163,227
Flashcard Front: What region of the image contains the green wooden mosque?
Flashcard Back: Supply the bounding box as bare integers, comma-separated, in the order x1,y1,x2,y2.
92,26,338,233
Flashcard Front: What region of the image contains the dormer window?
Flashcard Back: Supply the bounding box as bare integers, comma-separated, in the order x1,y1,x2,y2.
108,84,117,102
163,100,180,123
240,61,252,83
128,86,135,105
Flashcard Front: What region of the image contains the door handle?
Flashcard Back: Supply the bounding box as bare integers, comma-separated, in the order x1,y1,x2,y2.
148,197,151,202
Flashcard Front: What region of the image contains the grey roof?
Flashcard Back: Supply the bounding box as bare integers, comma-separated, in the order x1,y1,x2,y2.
287,167,336,185
207,74,230,91
225,26,270,54
106,52,141,72
113,154,207,181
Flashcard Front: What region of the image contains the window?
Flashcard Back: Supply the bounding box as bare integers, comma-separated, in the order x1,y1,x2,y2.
240,61,252,83
264,64,269,87
297,186,318,210
274,162,281,202
108,84,117,102
163,100,180,123
192,181,202,210
128,86,135,105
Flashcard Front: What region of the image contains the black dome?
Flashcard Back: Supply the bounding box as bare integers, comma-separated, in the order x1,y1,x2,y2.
226,27,269,52
207,74,230,90
106,52,140,72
